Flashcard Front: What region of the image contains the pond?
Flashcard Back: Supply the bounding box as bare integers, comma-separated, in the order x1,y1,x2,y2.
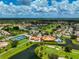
9,44,40,59
11,35,26,41
58,39,79,50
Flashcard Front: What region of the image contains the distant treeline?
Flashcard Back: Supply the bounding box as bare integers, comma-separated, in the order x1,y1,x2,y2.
0,18,79,24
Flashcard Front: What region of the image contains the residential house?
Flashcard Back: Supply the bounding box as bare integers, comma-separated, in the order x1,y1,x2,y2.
0,41,8,48
42,35,56,41
29,35,56,42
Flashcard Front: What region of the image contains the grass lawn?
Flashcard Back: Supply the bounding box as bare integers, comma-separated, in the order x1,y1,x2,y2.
0,40,34,59
0,38,28,53
35,45,79,59
72,39,79,44
18,38,28,45
43,41,57,45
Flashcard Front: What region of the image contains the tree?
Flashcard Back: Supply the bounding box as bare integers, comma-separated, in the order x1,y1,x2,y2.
2,26,12,31
48,53,58,59
13,26,19,30
39,52,43,58
70,57,73,59
40,46,43,51
64,45,72,52
71,35,77,39
29,42,32,44
11,40,18,48
26,43,28,46
56,25,61,29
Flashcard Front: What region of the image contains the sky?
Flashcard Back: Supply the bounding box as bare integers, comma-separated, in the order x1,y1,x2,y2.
0,0,79,18
0,0,77,5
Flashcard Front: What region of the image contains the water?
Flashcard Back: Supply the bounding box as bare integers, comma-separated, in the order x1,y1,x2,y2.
11,35,26,41
58,39,79,50
9,44,40,59
15,35,26,40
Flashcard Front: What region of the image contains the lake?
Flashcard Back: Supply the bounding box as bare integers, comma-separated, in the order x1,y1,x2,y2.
9,44,40,59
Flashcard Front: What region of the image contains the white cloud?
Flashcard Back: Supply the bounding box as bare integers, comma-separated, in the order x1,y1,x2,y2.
0,1,33,16
0,0,79,17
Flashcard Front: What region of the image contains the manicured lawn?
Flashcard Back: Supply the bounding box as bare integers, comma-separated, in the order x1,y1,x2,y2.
72,39,79,44
43,41,57,45
35,45,79,59
18,39,28,45
0,38,27,53
0,40,34,59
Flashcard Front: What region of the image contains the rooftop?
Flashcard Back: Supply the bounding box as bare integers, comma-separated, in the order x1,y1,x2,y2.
0,41,8,48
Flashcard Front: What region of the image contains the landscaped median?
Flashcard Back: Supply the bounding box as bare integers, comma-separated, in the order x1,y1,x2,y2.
0,42,34,59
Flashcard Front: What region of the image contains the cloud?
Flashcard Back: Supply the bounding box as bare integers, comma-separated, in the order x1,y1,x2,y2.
0,1,33,16
0,0,79,17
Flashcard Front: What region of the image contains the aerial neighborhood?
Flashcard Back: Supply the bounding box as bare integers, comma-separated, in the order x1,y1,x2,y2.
0,20,79,59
